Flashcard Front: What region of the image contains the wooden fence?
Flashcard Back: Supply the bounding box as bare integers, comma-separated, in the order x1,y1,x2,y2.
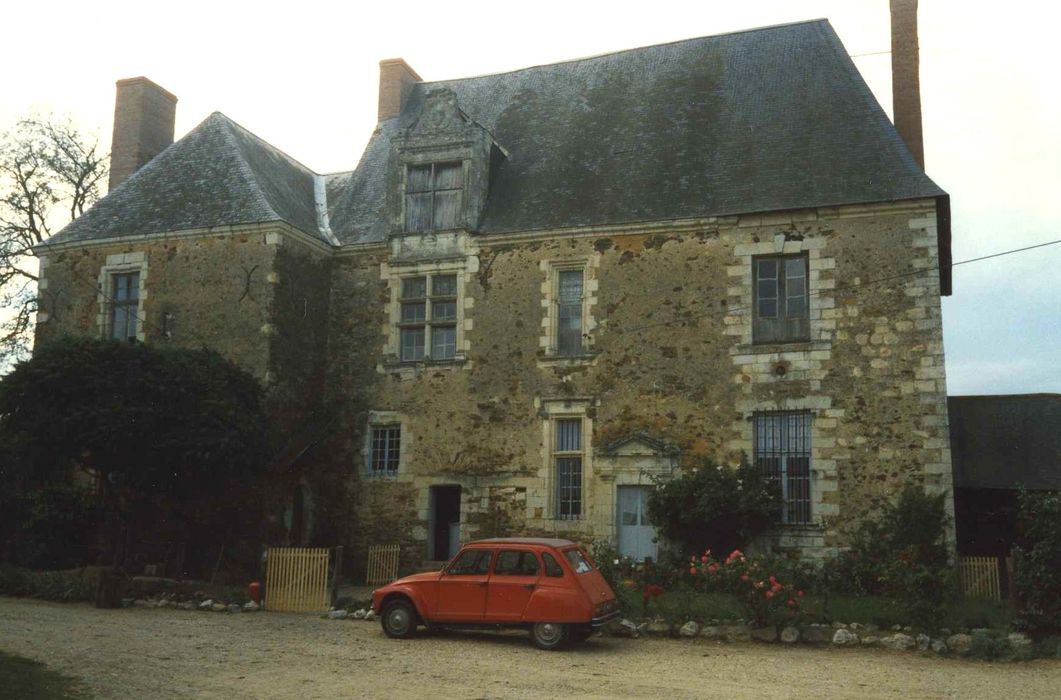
264,547,330,612
958,555,1001,600
366,544,400,585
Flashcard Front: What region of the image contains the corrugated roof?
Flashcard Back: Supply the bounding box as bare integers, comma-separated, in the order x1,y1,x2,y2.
949,394,1061,491
47,19,947,250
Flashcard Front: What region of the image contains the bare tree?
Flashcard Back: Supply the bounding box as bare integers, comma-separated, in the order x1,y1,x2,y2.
0,116,107,365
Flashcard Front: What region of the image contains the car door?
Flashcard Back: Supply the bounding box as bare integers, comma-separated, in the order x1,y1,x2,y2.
434,547,493,622
485,549,541,622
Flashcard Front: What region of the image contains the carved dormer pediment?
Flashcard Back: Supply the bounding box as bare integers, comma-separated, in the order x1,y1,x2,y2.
387,88,505,242
408,88,468,137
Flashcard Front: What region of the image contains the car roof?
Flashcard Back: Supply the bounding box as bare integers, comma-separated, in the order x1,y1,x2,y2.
469,537,576,549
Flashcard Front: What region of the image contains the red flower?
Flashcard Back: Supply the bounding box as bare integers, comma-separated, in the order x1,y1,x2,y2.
765,590,775,599
797,590,805,598
787,599,796,607
707,564,718,574
740,574,750,582
689,566,697,575
700,555,708,563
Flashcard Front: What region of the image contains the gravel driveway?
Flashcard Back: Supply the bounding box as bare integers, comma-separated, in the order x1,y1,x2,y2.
2,597,1059,699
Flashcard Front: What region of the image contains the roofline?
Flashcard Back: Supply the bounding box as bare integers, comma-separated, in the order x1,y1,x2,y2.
210,111,323,177
421,18,831,85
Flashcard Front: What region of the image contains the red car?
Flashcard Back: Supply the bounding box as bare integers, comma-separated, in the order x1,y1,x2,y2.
371,538,620,650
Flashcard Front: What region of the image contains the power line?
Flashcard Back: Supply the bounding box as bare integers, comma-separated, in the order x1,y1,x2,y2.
608,237,1061,335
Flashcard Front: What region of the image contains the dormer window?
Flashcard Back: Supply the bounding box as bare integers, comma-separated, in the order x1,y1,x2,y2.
405,162,463,232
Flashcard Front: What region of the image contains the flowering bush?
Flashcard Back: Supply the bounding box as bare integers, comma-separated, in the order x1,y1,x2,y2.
647,456,781,557
681,548,804,627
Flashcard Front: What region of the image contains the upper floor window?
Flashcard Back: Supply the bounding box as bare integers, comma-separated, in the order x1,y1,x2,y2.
555,418,583,520
753,254,809,344
110,272,140,342
370,424,401,477
555,268,584,356
754,411,812,525
399,274,458,362
405,162,463,232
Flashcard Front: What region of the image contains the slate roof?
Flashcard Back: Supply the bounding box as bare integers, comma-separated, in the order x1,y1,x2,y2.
949,395,1061,491
47,19,948,251
46,112,323,246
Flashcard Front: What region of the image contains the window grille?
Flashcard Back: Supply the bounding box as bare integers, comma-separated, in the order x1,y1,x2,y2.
754,411,812,524
555,418,583,520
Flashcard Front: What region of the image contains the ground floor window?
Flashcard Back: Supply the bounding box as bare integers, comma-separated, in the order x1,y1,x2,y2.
753,411,812,524
555,418,583,520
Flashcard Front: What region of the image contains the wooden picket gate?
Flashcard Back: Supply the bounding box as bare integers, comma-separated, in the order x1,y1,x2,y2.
958,555,1001,600
264,547,331,612
366,544,400,585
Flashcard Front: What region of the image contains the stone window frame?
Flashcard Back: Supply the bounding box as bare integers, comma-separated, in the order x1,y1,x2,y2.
96,252,148,343
752,252,810,344
725,233,836,351
397,273,459,362
538,398,595,521
380,258,472,370
362,411,410,480
538,256,599,364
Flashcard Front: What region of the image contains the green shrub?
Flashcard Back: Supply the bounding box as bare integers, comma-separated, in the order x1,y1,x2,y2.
1013,491,1061,633
0,565,93,602
826,487,955,629
647,456,780,558
968,630,1013,662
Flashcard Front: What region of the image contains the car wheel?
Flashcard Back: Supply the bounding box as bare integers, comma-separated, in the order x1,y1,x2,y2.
381,599,417,639
530,622,568,650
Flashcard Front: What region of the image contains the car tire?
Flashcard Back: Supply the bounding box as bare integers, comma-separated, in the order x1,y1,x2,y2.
381,599,417,639
530,622,568,650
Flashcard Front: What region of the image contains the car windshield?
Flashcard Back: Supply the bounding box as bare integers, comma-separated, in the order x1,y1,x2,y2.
563,548,593,574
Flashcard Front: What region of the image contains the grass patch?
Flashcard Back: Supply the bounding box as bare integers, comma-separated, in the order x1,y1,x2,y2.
0,651,89,699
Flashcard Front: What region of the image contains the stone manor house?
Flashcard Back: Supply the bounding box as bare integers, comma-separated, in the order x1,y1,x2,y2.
35,14,953,566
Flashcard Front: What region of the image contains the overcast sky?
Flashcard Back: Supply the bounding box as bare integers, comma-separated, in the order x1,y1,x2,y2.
3,0,1058,395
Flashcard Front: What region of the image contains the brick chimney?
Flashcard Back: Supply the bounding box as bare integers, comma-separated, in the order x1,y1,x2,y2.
890,0,925,169
108,77,177,192
377,59,421,123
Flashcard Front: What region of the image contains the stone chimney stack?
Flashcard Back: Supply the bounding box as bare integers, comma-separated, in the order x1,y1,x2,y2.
890,0,925,169
377,59,421,123
108,77,177,192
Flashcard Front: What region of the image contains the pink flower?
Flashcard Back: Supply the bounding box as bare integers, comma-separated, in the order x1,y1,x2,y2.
765,590,775,599
707,564,718,574
797,590,805,598
787,599,797,607
689,566,697,575
700,555,708,563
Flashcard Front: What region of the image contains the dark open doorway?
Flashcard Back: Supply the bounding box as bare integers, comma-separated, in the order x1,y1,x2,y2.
429,485,461,561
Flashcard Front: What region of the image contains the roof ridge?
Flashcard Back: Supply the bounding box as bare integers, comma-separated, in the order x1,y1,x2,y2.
212,114,284,224
422,18,831,85
209,111,322,176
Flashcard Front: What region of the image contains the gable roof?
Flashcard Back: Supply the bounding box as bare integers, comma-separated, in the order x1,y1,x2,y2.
949,394,1061,491
46,112,326,246
47,19,948,255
